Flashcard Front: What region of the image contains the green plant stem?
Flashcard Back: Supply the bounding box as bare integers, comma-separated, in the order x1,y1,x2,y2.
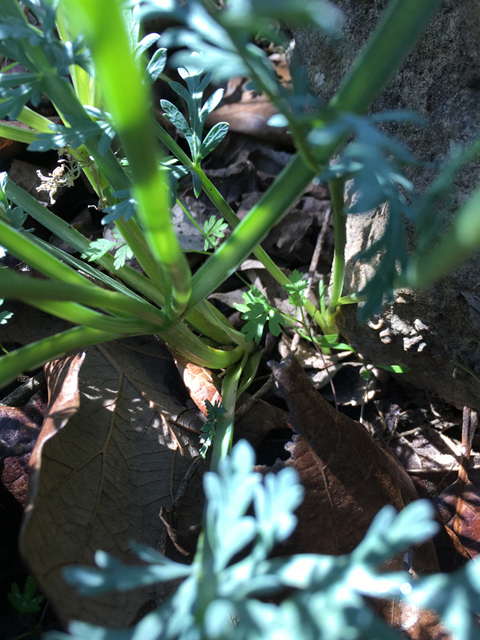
114,217,166,293
162,322,245,369
325,179,346,330
188,153,316,311
0,270,167,328
0,326,120,389
194,300,254,352
27,299,157,334
330,0,443,115
16,106,54,133
61,0,192,324
237,349,262,398
402,184,480,290
210,353,247,473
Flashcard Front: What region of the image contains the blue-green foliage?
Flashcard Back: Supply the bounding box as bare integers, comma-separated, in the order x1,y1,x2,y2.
100,189,137,225
29,113,116,155
0,171,29,231
44,440,480,640
0,1,89,119
161,69,229,196
0,298,13,325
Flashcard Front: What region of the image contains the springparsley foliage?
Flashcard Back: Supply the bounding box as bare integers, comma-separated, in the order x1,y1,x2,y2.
234,272,309,343
8,576,44,614
203,215,228,251
81,228,133,270
234,286,286,343
285,269,309,308
199,399,226,458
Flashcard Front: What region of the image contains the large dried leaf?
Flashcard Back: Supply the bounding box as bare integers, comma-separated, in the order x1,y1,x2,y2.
270,355,421,556
435,408,480,559
269,355,446,639
20,337,206,628
206,77,292,147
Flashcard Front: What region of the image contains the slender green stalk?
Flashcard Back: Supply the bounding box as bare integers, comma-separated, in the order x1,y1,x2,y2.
326,179,346,330
0,121,36,144
194,301,254,352
237,350,262,398
402,185,480,290
61,0,192,323
210,353,247,473
188,154,316,310
0,270,167,328
55,3,99,109
331,0,443,114
0,326,120,389
26,300,157,334
114,218,166,293
16,106,54,133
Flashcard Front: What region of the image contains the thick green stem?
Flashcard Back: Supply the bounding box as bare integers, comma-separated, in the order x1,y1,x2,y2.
0,326,120,389
61,0,192,323
331,0,443,114
402,185,480,290
210,353,247,473
0,270,167,328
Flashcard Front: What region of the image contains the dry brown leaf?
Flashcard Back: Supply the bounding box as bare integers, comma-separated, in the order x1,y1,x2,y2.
270,355,421,556
20,337,206,628
435,408,480,559
269,355,448,639
206,77,292,147
173,355,222,416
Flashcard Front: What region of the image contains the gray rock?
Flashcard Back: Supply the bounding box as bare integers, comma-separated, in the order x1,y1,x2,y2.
293,0,480,410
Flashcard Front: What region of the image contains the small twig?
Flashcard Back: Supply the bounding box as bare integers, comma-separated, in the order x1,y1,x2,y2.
458,407,478,484
305,205,332,301
235,374,275,420
0,437,35,459
0,371,46,407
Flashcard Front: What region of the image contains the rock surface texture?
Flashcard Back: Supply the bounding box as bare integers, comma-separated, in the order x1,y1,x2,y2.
293,0,480,410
